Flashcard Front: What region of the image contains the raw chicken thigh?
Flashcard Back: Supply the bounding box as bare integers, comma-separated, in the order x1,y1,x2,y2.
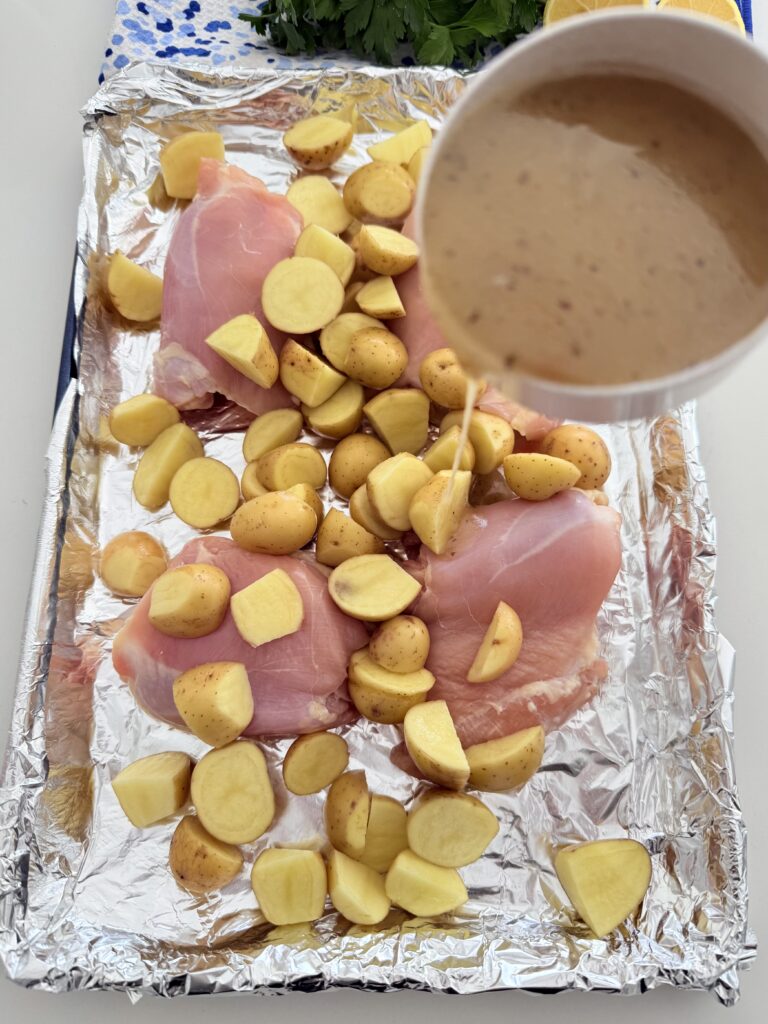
112,537,367,736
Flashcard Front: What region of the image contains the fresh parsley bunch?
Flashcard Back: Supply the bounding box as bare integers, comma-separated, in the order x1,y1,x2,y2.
240,1,543,67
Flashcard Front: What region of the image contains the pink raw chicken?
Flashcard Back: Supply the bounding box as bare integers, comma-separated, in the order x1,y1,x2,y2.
112,537,367,736
411,491,622,746
154,160,303,414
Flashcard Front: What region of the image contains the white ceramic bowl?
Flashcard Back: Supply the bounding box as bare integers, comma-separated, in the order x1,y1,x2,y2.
417,10,768,421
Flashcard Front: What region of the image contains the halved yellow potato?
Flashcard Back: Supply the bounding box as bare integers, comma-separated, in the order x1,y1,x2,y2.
344,327,408,390
403,700,469,790
325,770,370,858
502,453,581,501
170,815,243,893
328,554,422,621
327,849,391,925
409,469,471,555
423,426,476,473
230,491,317,555
467,601,523,683
385,849,467,917
359,795,408,873
343,162,415,224
295,223,355,285
367,120,432,164
357,226,419,276
319,312,383,371
241,462,268,500
303,379,364,439
191,740,274,844
256,441,328,491
348,648,435,724
284,114,353,170
283,732,349,795
169,457,240,529
205,313,278,388
349,484,403,541
107,252,163,322
407,790,498,868
554,839,652,938
279,339,346,406
243,407,304,463
441,410,514,475
539,424,612,490
252,848,328,925
366,453,434,531
112,751,192,827
133,423,204,510
465,726,545,792
160,131,225,199
316,508,384,567
100,531,167,597
149,563,231,638
172,662,254,747
286,175,353,234
356,275,406,319
285,482,324,524
419,348,476,410
231,568,304,647
364,389,430,455
369,615,430,673
329,432,390,499
109,394,179,447
263,258,345,335
407,146,430,184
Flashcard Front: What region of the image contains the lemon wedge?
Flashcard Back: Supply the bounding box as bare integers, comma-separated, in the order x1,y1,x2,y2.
657,0,745,35
543,0,650,26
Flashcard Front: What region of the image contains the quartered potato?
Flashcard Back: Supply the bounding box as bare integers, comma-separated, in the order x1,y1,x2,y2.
316,508,384,567
344,327,408,390
367,120,433,164
539,424,612,490
341,280,365,313
319,312,383,371
284,114,353,170
285,482,324,524
295,223,355,285
252,848,328,925
191,740,275,844
133,423,204,510
328,432,390,499
283,732,349,796
230,492,317,555
109,394,180,447
364,389,430,454
369,615,430,674
357,225,419,276
407,146,430,184
441,409,514,475
424,426,476,473
286,175,353,234
107,252,163,322
279,339,347,407
231,568,304,647
419,348,477,410
348,648,435,724
366,453,434,531
467,601,523,683
205,313,278,388
170,815,243,894
329,554,421,621
303,379,364,439
241,462,268,500
172,662,254,747
385,849,467,917
149,563,231,638
169,457,240,529
243,407,304,463
407,790,498,868
349,484,403,541
263,258,345,335
256,441,328,491
100,531,167,597
343,161,415,224
325,770,370,858
465,726,545,792
356,275,406,319
328,849,391,925
554,839,652,938
160,130,225,199
403,700,469,790
112,751,192,827
359,795,408,873
409,469,471,555
502,453,581,501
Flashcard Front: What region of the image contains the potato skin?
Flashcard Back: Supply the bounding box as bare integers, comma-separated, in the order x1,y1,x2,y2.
172,662,254,747
328,433,390,499
348,649,434,724
343,162,415,224
369,615,430,673
230,492,317,555
502,453,581,501
284,115,353,170
539,425,611,490
465,725,545,792
418,348,475,410
316,508,384,567
148,563,231,638
344,327,408,390
169,815,243,894
324,770,370,859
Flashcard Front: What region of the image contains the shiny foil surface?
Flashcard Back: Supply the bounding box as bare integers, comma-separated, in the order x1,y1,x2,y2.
0,63,755,1003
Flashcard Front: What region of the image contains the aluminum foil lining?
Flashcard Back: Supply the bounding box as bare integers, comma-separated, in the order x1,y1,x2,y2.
0,62,755,1004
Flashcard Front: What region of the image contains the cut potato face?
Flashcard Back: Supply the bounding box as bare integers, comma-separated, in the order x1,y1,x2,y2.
554,839,652,938
540,424,612,490
357,225,419,276
133,423,204,510
279,339,347,407
286,175,353,234
284,114,353,170
503,453,581,501
159,131,225,199
295,223,355,285
191,740,275,844
107,252,163,322
349,484,403,541
419,348,476,410
366,453,434,531
109,394,180,447
285,482,324,524
328,432,390,499
465,726,545,792
407,146,430,184
149,563,231,638
424,427,476,474
231,568,304,647
403,700,469,790
407,790,498,868
100,531,167,597
263,258,345,335
241,462,268,501
369,615,430,674
112,751,192,828
385,849,467,917
359,795,408,873
328,554,422,621
252,848,328,925
256,441,328,491
344,327,408,390
316,508,384,567
343,161,415,224
327,849,391,925
283,732,349,795
243,408,303,464
364,389,430,455
467,601,523,683
356,275,406,319
348,648,435,724
230,492,317,555
409,469,471,555
169,457,240,529
441,409,514,475
205,314,278,388
172,662,254,747
341,281,365,314
170,815,243,894
319,312,383,372
367,120,433,164
325,770,370,859
303,379,364,439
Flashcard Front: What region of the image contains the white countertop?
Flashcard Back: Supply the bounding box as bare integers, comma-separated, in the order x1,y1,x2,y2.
0,2,765,1019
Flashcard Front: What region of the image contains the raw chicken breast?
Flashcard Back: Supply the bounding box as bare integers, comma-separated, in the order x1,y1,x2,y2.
154,160,302,414
112,537,367,736
411,491,621,746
